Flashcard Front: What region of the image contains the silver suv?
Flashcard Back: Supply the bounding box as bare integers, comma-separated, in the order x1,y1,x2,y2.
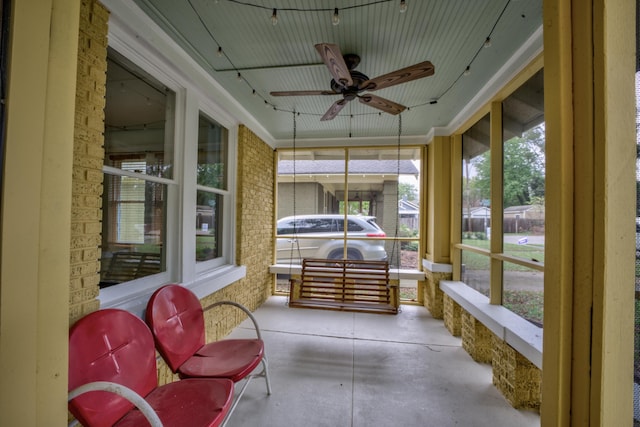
276,214,388,264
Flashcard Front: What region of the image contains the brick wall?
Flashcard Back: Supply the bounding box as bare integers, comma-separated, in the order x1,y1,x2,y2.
69,0,108,324
201,125,275,340
423,270,450,318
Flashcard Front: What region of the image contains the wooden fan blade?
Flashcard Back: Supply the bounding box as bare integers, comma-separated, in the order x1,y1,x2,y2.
362,61,434,91
315,43,353,88
321,99,348,121
358,94,406,115
270,90,339,96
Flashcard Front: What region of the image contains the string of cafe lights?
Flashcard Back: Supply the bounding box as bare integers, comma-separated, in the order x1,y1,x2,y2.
189,0,515,119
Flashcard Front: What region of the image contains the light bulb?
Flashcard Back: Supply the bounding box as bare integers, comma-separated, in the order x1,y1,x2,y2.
332,8,340,26
237,72,242,81
217,46,223,57
399,0,407,13
484,37,492,48
463,66,471,76
271,9,278,26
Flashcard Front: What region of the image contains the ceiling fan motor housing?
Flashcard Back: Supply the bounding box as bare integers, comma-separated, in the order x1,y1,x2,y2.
330,70,370,94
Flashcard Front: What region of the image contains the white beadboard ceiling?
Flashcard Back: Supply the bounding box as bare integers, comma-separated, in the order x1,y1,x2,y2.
131,0,543,145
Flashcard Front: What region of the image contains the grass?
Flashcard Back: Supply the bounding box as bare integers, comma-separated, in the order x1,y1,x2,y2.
503,290,544,325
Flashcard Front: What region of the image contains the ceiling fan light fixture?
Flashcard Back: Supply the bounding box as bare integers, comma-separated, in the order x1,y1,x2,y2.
332,8,340,26
271,8,278,26
399,0,407,13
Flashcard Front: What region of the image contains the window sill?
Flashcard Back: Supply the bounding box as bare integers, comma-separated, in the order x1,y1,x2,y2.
99,264,246,316
439,280,542,369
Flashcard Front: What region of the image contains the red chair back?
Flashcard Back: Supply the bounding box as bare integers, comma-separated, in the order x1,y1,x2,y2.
146,284,206,372
68,309,158,427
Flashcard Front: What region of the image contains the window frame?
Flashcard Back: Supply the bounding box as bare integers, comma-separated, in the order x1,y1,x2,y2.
452,63,545,317
99,13,243,314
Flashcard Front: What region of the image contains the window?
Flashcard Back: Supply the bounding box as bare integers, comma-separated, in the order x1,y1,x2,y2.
99,44,238,306
100,50,174,288
196,114,229,265
456,68,544,326
275,147,422,300
501,69,545,325
461,113,491,295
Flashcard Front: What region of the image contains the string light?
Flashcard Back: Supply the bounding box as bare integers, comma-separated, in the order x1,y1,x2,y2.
187,0,510,118
332,8,340,25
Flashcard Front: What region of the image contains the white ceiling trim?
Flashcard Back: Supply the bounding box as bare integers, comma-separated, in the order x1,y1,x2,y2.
440,25,544,136
102,0,276,147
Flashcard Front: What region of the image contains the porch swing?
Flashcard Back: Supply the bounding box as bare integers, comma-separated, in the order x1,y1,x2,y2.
287,112,403,314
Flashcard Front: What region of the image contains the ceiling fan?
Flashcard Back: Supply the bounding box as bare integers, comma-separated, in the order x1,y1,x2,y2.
270,43,435,121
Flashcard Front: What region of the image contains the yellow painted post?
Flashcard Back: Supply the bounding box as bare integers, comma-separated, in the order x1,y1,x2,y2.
0,0,79,425
489,102,503,305
542,0,636,425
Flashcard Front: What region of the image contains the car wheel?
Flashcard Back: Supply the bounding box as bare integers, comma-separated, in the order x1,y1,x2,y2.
327,249,363,267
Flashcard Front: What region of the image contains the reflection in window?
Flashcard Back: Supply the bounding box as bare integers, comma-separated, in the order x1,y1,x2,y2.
100,49,173,288
196,191,221,262
196,114,228,263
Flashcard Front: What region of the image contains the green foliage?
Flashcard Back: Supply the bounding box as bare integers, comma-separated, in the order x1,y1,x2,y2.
469,126,545,208
197,163,224,189
398,181,418,201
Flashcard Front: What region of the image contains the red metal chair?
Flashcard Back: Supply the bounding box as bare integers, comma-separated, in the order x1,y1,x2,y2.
145,284,271,419
68,308,234,427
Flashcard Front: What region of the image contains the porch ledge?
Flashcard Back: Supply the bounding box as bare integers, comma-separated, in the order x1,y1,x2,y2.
439,280,542,369
270,264,425,281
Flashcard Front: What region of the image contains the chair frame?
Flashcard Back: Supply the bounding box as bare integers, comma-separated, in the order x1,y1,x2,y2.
146,285,272,426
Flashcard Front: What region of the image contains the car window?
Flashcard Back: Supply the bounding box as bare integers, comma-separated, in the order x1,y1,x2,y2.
366,218,383,231
346,220,364,232
307,218,334,232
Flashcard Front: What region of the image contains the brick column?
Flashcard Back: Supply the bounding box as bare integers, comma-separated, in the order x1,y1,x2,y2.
69,0,109,323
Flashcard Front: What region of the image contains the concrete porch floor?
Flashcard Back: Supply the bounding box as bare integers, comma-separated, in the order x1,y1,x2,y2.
225,296,540,427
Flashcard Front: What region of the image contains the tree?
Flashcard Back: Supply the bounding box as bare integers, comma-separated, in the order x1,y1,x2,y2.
470,125,545,208
398,181,418,201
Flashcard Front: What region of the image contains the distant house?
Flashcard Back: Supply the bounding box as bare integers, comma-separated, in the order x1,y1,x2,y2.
463,206,491,219
503,205,545,220
399,198,419,230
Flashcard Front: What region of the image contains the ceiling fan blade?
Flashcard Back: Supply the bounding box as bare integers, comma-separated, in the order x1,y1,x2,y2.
321,99,348,121
362,61,435,91
270,90,339,96
315,43,353,88
358,94,406,115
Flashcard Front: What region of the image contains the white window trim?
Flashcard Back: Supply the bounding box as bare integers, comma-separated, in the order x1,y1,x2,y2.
99,0,246,313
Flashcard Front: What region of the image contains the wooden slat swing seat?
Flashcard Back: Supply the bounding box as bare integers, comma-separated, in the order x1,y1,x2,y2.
288,258,399,314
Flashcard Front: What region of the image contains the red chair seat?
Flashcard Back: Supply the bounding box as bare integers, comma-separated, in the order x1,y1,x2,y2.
114,379,233,427
180,339,264,381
